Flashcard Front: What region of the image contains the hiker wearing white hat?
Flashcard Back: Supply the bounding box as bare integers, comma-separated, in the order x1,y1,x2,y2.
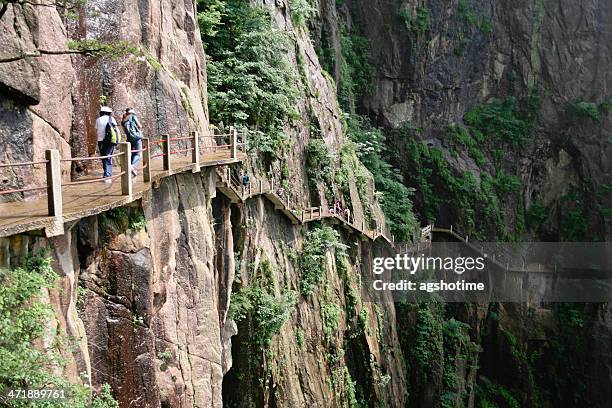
95,106,120,183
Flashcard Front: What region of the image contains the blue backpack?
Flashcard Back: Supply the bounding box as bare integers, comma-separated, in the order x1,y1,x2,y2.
124,115,143,143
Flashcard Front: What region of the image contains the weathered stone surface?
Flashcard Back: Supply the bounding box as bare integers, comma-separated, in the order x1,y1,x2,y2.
0,4,40,104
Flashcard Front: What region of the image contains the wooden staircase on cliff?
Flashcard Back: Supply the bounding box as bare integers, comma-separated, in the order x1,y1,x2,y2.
214,167,393,244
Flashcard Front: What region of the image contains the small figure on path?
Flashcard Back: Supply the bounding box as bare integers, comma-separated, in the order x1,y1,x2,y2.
334,199,342,215
122,108,143,177
95,106,121,184
344,207,351,222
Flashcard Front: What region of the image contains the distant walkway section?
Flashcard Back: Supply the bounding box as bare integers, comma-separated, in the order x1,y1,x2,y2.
215,168,395,245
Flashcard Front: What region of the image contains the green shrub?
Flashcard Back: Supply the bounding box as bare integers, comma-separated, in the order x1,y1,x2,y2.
559,192,589,240
569,101,601,121
229,285,296,347
493,170,521,194
339,32,371,111
100,207,146,234
413,303,443,374
306,139,334,190
476,377,520,408
0,251,120,407
454,0,493,55
599,100,612,113
91,384,120,408
289,0,316,28
448,124,486,167
295,327,305,348
321,302,342,341
299,226,347,296
464,98,533,145
557,304,584,329
197,0,226,37
198,0,299,161
0,252,58,391
399,7,432,33
526,203,547,228
357,308,370,335
348,116,418,241
128,209,147,231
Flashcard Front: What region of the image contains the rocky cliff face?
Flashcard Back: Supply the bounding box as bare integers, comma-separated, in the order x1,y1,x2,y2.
319,0,611,241
2,0,610,407
1,0,407,407
312,0,611,406
1,0,208,188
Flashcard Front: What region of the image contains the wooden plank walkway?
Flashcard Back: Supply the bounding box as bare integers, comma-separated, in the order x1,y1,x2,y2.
215,169,394,244
0,150,245,238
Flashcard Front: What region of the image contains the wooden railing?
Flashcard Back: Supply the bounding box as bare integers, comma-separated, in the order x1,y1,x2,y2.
0,128,249,218
216,168,395,244
429,224,558,274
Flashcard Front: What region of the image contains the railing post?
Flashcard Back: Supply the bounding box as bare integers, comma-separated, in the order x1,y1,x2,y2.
119,142,132,198
242,128,248,151
231,127,238,159
161,135,171,173
191,131,200,172
46,149,62,216
142,138,151,182
228,126,234,155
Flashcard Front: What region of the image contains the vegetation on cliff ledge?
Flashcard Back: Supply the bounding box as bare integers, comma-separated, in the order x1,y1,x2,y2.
198,0,300,162
0,251,119,407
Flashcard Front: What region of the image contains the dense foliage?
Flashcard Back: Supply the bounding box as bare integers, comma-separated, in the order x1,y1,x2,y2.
463,97,535,145
0,252,119,407
299,226,347,296
347,116,418,241
230,285,296,348
229,259,296,349
338,32,371,112
306,139,334,199
289,0,317,28
198,0,299,161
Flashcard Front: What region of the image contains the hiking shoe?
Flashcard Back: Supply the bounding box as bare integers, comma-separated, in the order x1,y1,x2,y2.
104,179,112,185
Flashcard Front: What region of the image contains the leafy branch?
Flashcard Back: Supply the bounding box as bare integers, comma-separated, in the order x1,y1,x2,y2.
0,40,140,64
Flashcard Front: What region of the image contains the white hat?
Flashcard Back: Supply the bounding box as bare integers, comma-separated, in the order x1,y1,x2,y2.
127,108,136,114
100,106,112,113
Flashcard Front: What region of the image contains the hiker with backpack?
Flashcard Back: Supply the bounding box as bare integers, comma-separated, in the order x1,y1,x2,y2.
95,106,122,184
122,108,143,177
